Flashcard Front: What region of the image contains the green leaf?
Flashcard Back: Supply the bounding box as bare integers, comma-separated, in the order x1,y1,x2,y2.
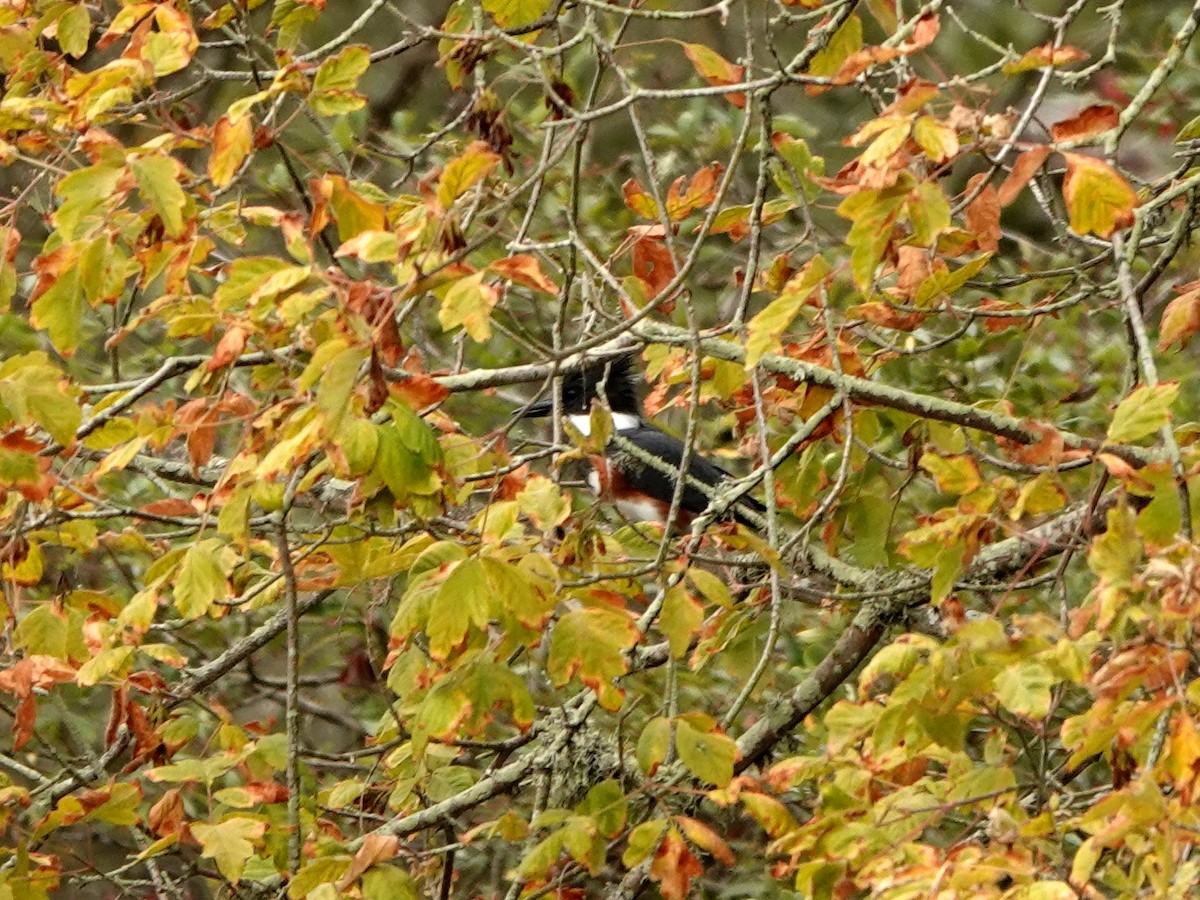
311,45,371,115
76,646,135,687
839,184,908,289
333,417,379,476
316,345,366,430
15,605,68,658
745,255,829,367
131,154,188,238
622,818,668,867
374,424,435,503
84,782,142,825
804,14,862,78
908,181,952,246
675,719,737,786
361,866,419,900
637,716,671,776
918,452,981,496
576,780,627,838
428,558,494,659
547,607,638,710
56,4,92,58
0,352,82,444
1176,113,1200,143
1062,152,1137,239
214,257,313,314
30,263,84,356
53,162,124,239
286,858,351,898
191,817,267,886
516,475,571,530
1106,383,1179,444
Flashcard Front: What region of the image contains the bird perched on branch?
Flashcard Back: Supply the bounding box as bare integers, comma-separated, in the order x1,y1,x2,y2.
521,356,764,529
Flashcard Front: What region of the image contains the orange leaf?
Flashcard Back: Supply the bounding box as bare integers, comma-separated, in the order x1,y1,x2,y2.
630,228,677,299
393,372,450,409
1061,153,1137,238
1051,104,1119,142
650,829,705,900
964,176,1001,253
676,816,735,866
149,789,184,837
665,163,723,221
900,13,941,53
680,42,746,108
176,399,220,471
489,254,558,295
997,145,1052,207
208,325,248,371
338,833,399,889
14,692,35,751
1157,280,1200,351
622,178,659,219
140,498,200,517
1003,44,1089,74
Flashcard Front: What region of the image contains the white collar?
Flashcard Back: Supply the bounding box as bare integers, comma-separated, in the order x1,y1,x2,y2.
567,412,640,436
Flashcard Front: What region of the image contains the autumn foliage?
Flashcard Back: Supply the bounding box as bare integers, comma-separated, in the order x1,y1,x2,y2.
2,1,1200,898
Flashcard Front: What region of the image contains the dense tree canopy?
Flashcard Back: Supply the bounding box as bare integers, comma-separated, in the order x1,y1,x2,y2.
2,0,1200,897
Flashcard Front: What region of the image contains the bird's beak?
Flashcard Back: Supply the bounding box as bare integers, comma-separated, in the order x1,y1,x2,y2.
521,398,554,418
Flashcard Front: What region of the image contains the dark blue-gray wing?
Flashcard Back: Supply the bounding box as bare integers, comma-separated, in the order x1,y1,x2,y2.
612,426,765,525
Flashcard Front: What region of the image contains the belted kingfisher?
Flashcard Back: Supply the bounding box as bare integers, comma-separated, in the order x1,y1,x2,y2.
521,356,764,529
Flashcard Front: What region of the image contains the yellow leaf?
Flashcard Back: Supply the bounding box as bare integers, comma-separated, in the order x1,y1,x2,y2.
208,115,253,189
439,271,498,342
437,141,501,210
1061,153,1137,238
192,817,267,886
745,255,829,367
913,115,958,162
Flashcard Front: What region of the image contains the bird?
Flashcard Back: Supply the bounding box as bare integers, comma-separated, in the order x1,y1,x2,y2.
521,356,764,529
